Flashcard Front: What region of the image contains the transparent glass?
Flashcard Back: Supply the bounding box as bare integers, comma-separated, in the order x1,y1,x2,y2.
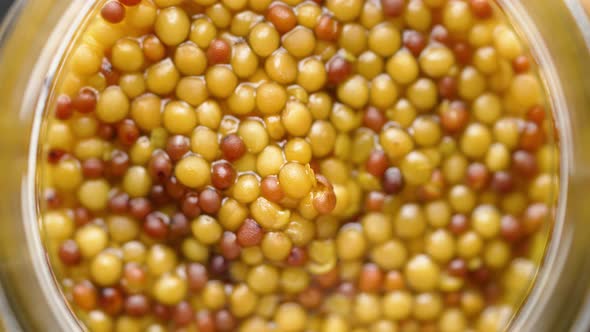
0,0,590,331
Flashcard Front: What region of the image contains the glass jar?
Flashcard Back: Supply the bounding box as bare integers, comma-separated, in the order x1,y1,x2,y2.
0,0,590,331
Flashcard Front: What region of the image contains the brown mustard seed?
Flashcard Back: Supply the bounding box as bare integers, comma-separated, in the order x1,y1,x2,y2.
72,88,97,113
209,255,229,276
55,95,73,120
383,270,405,291
101,1,126,24
220,232,241,260
82,158,105,179
125,295,151,317
44,188,62,209
47,149,66,164
438,76,457,100
453,42,472,65
165,176,186,200
431,25,451,45
404,30,426,57
470,0,493,19
512,150,538,178
500,215,522,242
143,211,169,240
526,105,546,125
298,286,322,309
143,35,166,62
522,203,548,235
326,56,353,85
108,191,130,213
513,55,531,73
150,185,170,205
221,134,247,161
199,188,222,214
363,107,387,133
441,101,469,133
99,287,124,315
100,58,120,86
117,119,140,146
466,163,490,191
173,301,194,327
73,281,98,311
381,0,405,17
383,167,405,194
212,162,237,190
261,175,285,203
267,4,297,34
366,150,389,178
98,123,116,140
215,310,237,332
316,267,339,289
315,15,339,41
364,191,386,212
153,303,172,321
166,135,190,162
207,39,231,65
447,258,468,278
109,150,130,177
236,218,264,247
187,263,209,292
119,0,142,6
58,239,82,266
181,192,202,218
449,214,469,235
129,197,152,220
491,171,514,193
74,207,93,226
286,247,308,266
520,121,544,151
169,212,191,240
358,263,384,293
148,152,173,183
196,311,216,332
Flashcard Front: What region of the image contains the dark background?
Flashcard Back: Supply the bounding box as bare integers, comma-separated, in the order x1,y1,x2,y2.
0,0,13,21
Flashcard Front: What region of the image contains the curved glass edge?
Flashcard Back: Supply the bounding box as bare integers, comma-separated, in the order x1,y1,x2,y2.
0,0,92,331
0,1,27,330
501,0,590,331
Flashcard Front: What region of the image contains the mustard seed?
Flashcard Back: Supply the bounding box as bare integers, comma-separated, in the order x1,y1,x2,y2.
326,56,353,85
108,191,130,213
382,0,405,17
165,176,186,200
125,295,151,317
143,211,169,240
129,197,152,220
212,162,236,190
403,30,426,56
181,192,201,218
221,134,246,161
58,239,82,266
199,188,222,214
99,287,124,315
73,89,97,113
166,135,190,162
315,15,340,41
55,95,73,120
101,1,125,24
207,39,231,65
173,301,194,326
236,218,264,247
267,4,297,34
